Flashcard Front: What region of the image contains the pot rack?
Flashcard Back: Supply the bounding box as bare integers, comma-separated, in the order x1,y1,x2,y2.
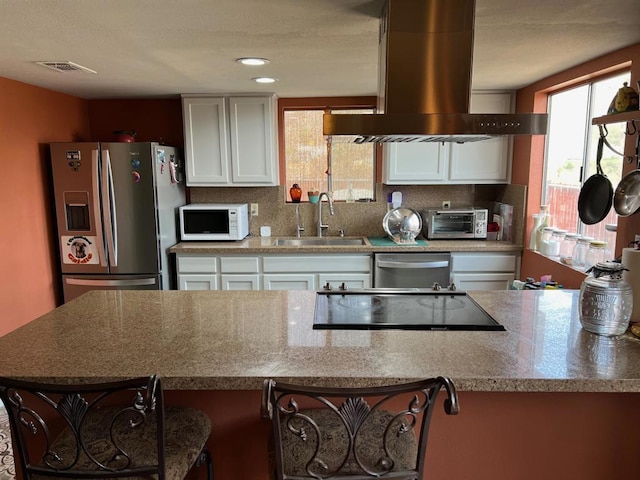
592,111,640,165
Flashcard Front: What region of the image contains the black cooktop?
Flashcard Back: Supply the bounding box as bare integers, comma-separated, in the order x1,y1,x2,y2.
313,290,505,331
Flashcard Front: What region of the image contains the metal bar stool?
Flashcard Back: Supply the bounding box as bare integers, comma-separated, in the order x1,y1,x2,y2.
0,375,213,480
262,377,459,479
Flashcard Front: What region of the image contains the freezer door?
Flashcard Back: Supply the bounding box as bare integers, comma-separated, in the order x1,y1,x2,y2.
62,274,160,303
49,143,109,274
102,143,161,275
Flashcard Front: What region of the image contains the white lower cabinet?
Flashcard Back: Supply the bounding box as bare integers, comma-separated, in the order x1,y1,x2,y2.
318,274,371,290
450,252,519,291
178,274,218,290
176,256,218,290
220,274,260,290
176,254,371,291
263,274,316,291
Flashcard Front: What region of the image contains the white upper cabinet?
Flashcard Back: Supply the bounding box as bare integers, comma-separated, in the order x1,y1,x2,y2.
383,92,513,185
182,95,279,186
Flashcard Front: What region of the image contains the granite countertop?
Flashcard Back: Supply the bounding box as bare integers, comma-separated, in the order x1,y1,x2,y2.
1,289,639,392
170,236,523,254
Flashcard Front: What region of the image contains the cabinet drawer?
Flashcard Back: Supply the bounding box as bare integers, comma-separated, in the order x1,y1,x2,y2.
451,253,516,272
178,274,217,290
177,256,217,274
220,256,260,273
263,255,371,273
451,272,515,291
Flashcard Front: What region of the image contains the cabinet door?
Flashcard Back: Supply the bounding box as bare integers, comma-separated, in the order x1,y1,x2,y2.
263,274,316,290
178,274,217,290
450,252,517,273
383,142,449,184
228,96,278,185
318,274,371,290
451,272,515,291
449,93,512,183
220,274,260,290
182,97,230,185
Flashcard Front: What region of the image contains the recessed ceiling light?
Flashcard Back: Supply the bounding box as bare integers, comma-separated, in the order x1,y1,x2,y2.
252,77,278,84
236,57,270,66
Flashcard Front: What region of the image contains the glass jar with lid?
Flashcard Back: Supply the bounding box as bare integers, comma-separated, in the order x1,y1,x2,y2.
547,229,567,259
585,240,607,271
560,233,580,265
579,261,633,336
572,236,594,271
538,227,555,256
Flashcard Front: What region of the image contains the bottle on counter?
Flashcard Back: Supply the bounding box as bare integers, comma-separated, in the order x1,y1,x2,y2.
529,213,543,250
579,261,633,336
534,205,550,252
289,183,302,203
346,183,355,203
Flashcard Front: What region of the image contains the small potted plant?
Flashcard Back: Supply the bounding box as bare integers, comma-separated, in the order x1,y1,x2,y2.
308,189,320,203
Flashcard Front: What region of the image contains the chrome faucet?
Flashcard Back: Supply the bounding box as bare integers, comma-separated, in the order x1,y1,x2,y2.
295,205,304,237
316,192,335,237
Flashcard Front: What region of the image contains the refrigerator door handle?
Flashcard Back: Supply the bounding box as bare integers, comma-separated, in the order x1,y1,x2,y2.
102,149,118,267
65,278,158,287
92,149,108,267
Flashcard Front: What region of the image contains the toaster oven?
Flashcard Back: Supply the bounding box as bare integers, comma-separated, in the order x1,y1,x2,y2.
422,208,488,240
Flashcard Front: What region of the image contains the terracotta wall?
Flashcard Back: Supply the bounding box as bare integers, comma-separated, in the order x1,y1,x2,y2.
514,43,640,284
0,77,90,336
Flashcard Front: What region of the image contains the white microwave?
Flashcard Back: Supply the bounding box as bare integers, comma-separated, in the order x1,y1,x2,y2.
179,203,249,241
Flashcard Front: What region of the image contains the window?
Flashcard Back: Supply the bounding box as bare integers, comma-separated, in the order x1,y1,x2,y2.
542,71,631,255
282,100,376,202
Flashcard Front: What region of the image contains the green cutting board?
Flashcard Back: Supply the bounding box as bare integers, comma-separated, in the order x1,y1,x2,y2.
368,237,429,246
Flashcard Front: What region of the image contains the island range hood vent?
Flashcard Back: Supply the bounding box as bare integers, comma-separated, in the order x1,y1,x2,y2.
323,0,548,143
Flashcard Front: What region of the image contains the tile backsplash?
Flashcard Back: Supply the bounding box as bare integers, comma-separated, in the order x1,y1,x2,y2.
189,183,526,244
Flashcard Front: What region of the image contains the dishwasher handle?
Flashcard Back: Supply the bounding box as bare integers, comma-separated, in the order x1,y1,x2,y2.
376,259,449,269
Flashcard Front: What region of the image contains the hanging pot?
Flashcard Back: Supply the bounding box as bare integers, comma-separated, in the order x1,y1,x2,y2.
613,134,640,216
578,136,613,225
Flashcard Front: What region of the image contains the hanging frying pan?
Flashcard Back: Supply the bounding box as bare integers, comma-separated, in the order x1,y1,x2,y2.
613,133,640,216
578,136,613,225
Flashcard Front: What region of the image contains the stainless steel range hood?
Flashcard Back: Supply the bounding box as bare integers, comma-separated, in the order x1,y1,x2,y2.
323,0,548,143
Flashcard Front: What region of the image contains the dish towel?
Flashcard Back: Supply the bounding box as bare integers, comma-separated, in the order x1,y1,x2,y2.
368,237,429,246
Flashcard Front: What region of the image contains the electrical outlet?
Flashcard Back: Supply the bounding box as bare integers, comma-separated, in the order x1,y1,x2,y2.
442,200,451,209
250,203,259,216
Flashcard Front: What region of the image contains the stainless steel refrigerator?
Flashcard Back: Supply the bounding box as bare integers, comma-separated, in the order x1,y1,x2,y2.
49,142,186,302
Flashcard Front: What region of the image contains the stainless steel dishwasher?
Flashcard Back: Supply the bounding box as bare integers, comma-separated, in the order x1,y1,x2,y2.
374,253,451,288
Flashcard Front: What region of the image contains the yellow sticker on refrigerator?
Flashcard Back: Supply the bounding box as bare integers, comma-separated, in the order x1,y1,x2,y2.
62,236,99,264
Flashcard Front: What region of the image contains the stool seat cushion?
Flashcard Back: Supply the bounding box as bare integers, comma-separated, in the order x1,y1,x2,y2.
279,408,417,477
35,406,211,480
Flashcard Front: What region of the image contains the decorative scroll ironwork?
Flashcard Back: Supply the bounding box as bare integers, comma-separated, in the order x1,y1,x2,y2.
263,377,459,479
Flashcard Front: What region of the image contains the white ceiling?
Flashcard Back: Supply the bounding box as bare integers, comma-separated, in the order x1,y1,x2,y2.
1,0,639,100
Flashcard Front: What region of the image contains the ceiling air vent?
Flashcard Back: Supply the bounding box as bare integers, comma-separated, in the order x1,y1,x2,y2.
35,61,97,74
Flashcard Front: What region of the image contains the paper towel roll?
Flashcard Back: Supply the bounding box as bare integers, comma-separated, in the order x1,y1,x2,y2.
621,248,640,323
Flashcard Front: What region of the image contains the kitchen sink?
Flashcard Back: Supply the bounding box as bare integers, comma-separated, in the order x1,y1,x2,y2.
273,237,366,246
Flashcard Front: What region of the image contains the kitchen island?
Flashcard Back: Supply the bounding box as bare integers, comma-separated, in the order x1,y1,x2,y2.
1,289,639,479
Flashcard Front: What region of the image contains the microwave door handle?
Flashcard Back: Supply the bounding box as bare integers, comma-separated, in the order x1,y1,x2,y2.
92,149,108,267
101,149,117,267
376,260,450,269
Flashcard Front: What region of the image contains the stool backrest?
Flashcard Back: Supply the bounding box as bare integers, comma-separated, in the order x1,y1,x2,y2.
262,377,458,479
0,375,166,480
